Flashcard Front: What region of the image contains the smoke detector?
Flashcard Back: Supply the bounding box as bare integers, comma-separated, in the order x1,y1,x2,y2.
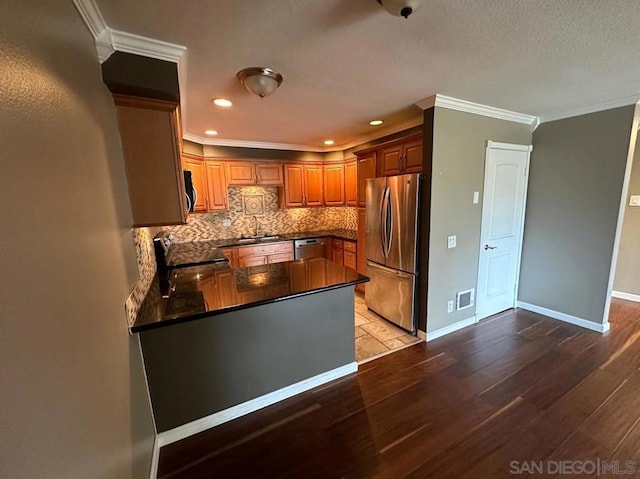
376,0,424,19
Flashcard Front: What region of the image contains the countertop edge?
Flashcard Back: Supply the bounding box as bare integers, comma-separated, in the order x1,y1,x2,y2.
130,276,369,334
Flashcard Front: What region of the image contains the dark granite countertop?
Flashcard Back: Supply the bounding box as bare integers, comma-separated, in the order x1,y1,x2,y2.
131,258,368,333
167,241,229,267
166,230,358,265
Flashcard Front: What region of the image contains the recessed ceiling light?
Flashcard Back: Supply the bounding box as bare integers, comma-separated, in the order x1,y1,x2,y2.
369,120,384,126
324,140,335,146
204,130,219,136
212,98,233,107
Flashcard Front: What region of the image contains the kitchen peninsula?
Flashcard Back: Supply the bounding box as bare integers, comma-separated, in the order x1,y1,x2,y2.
132,254,367,434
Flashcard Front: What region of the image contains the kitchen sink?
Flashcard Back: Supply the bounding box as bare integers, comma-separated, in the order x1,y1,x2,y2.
236,238,259,244
259,235,282,242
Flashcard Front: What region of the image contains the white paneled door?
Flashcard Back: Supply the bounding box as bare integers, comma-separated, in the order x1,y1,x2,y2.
476,142,532,320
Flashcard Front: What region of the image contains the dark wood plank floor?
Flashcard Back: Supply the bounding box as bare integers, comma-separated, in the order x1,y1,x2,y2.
158,299,640,478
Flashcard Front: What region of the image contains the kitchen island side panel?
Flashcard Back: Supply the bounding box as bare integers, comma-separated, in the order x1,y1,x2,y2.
140,287,355,432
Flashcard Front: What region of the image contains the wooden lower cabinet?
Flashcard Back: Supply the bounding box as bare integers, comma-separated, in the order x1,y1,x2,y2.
239,255,267,268
221,248,239,268
344,250,357,270
357,208,367,292
232,241,294,268
332,247,344,265
329,238,357,270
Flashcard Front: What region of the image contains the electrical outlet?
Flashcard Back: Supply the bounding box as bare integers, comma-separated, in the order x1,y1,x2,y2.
447,235,457,249
447,300,454,313
222,219,231,227
630,195,640,207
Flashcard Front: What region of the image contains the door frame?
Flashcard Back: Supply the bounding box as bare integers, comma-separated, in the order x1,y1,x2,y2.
476,140,533,320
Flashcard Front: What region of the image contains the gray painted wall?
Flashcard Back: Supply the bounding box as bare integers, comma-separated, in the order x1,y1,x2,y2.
519,106,636,325
614,133,640,296
1,1,155,477
140,288,355,432
427,108,532,333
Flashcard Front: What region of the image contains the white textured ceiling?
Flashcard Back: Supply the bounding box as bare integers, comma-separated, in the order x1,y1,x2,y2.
96,0,640,149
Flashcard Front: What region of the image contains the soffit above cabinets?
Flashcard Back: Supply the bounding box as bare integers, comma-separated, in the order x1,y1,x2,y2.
77,0,640,150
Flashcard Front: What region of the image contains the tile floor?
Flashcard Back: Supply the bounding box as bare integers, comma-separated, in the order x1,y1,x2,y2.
354,292,422,362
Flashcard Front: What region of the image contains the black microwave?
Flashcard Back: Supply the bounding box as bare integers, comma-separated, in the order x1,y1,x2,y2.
183,170,195,213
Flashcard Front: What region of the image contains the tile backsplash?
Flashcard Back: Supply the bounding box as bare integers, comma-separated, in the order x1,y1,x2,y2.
125,226,158,326
164,187,358,243
124,186,358,325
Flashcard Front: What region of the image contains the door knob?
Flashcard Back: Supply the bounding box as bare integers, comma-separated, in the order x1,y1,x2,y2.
484,244,497,250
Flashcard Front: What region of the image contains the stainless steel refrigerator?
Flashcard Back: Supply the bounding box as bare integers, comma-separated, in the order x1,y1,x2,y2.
365,174,421,333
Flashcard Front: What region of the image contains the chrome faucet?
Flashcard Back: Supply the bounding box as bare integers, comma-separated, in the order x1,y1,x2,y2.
253,215,260,237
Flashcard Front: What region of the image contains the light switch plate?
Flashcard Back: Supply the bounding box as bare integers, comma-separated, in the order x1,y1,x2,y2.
630,195,640,207
473,191,479,204
222,219,231,227
447,235,457,249
447,300,454,313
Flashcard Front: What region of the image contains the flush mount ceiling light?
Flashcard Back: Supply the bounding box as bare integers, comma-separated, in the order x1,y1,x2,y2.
204,130,219,136
212,98,233,107
324,140,335,146
376,0,424,18
236,67,284,99
369,120,384,126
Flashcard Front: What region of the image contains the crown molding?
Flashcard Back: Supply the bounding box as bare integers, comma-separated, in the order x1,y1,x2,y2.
72,0,107,39
73,0,186,63
538,94,640,124
109,30,186,63
183,133,327,152
184,116,424,153
415,94,538,127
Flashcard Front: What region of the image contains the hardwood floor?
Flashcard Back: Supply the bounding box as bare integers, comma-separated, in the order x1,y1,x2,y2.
158,299,640,478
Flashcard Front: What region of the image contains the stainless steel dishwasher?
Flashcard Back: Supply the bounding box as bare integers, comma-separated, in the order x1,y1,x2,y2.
294,238,326,259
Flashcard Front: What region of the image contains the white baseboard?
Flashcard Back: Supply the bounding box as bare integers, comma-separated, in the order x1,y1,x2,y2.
517,301,610,334
426,316,477,342
149,437,159,479
156,362,358,448
612,290,640,303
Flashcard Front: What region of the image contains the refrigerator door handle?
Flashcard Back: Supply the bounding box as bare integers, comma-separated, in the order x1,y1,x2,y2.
386,189,393,258
379,186,388,258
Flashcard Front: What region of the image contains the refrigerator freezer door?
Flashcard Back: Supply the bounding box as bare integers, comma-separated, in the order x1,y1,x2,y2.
365,261,416,332
385,174,420,274
365,177,387,266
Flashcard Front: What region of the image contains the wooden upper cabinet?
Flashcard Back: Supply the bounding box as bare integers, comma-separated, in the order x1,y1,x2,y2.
357,153,376,207
226,162,256,186
323,163,345,206
203,161,228,211
378,135,423,176
304,165,324,206
182,157,208,212
255,163,284,186
113,95,186,226
345,159,358,206
283,164,305,207
282,164,324,208
379,144,404,176
403,136,423,173
227,161,284,186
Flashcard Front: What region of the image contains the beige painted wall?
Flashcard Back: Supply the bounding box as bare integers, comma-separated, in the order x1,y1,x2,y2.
614,133,640,296
0,1,155,477
427,108,532,333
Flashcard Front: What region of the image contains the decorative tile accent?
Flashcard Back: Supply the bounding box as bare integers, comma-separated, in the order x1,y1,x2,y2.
164,187,358,243
124,227,159,326
242,195,265,216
